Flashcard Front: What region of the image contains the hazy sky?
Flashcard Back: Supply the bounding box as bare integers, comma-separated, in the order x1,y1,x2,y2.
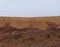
0,0,60,17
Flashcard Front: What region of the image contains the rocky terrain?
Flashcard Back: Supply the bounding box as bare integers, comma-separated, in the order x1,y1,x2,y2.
0,17,60,47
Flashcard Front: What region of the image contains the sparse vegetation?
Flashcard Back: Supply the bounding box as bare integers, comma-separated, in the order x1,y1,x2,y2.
0,17,60,47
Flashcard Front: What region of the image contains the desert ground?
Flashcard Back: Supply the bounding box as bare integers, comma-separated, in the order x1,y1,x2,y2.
0,16,60,47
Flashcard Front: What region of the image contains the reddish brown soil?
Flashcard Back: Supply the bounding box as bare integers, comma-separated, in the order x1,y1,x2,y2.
0,17,60,47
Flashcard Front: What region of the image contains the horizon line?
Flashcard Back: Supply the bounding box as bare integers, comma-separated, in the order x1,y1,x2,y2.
0,15,60,18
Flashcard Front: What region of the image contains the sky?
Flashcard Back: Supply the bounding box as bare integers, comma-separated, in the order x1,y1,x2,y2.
0,0,60,17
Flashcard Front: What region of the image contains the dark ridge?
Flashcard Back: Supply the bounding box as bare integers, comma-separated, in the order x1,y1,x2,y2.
47,28,60,34
0,27,41,41
1,26,60,41
0,24,60,41
47,28,60,32
44,28,60,38
18,27,41,31
0,25,18,33
0,32,23,41
0,23,20,41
